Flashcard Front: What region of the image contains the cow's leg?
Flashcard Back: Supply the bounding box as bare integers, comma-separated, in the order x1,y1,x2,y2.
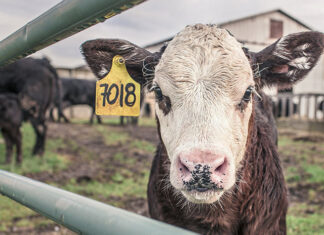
30,118,47,156
89,107,95,124
96,115,102,124
59,111,69,123
59,102,70,123
49,107,56,122
14,128,22,164
91,106,102,124
1,129,13,164
120,116,124,126
57,109,70,123
131,117,138,126
58,111,62,123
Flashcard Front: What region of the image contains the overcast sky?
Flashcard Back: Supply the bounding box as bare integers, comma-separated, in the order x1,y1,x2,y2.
1,0,324,67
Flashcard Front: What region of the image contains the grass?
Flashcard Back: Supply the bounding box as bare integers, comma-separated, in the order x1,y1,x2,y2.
287,214,324,235
95,125,129,145
278,132,324,235
70,116,121,126
287,203,324,235
0,196,35,231
0,123,72,232
1,119,323,234
63,171,149,201
285,166,301,183
139,117,156,127
131,140,156,153
303,164,324,184
113,152,136,165
71,116,156,127
0,119,155,233
0,123,69,174
278,136,294,147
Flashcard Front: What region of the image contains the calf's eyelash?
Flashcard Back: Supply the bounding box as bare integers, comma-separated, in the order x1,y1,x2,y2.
237,86,262,112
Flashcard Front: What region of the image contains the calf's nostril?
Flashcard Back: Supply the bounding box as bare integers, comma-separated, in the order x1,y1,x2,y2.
179,159,190,175
215,164,223,172
214,159,226,173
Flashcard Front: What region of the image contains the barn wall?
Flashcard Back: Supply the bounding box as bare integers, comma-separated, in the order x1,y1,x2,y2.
221,11,309,45
56,67,96,80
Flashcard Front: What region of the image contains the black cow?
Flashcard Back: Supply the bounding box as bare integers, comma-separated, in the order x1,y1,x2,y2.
0,93,23,163
0,57,58,156
50,78,102,124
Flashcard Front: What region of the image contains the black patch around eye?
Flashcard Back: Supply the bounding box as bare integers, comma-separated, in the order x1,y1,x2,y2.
151,85,172,115
158,95,171,115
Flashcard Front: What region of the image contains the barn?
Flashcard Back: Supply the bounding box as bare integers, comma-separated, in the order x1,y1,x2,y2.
143,9,324,122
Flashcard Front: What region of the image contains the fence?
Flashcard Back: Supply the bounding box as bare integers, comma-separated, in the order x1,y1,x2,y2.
272,93,324,121
0,170,196,235
0,0,197,234
0,0,147,67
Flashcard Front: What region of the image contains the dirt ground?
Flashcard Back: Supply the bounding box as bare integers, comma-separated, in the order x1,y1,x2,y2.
1,120,323,234
33,122,158,215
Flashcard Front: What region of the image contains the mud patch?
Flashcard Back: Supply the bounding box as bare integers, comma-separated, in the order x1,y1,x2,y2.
293,135,324,143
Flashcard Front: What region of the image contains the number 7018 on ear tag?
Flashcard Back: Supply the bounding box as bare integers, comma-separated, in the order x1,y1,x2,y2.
95,55,141,116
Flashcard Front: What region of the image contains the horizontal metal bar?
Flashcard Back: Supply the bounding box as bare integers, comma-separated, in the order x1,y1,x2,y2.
0,170,197,235
0,0,146,67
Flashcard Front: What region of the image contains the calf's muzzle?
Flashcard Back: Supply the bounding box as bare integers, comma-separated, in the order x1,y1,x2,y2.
177,150,229,192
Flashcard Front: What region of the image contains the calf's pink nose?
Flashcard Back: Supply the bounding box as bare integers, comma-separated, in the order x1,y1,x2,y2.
177,150,228,183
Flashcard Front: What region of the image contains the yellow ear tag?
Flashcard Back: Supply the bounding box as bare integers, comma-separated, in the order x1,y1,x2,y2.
95,55,141,116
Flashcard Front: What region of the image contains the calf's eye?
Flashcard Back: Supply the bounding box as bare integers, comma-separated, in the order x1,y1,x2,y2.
237,85,255,112
242,86,253,102
150,84,172,115
154,86,163,102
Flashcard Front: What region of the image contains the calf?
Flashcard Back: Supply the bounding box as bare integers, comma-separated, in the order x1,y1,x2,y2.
50,77,102,124
0,93,23,164
0,57,57,156
82,25,324,234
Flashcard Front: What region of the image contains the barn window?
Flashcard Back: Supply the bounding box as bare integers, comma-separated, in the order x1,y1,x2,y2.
270,19,283,38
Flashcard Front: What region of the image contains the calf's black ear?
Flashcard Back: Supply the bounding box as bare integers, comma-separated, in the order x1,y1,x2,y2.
251,31,324,88
81,39,161,85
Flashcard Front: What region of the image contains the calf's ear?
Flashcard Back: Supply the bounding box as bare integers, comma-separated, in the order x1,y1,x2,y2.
252,31,324,88
81,39,160,85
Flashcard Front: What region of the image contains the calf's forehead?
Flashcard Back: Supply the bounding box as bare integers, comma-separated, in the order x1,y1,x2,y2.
154,24,253,95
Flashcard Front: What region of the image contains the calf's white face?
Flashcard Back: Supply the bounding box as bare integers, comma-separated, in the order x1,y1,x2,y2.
82,24,323,205
153,24,254,203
